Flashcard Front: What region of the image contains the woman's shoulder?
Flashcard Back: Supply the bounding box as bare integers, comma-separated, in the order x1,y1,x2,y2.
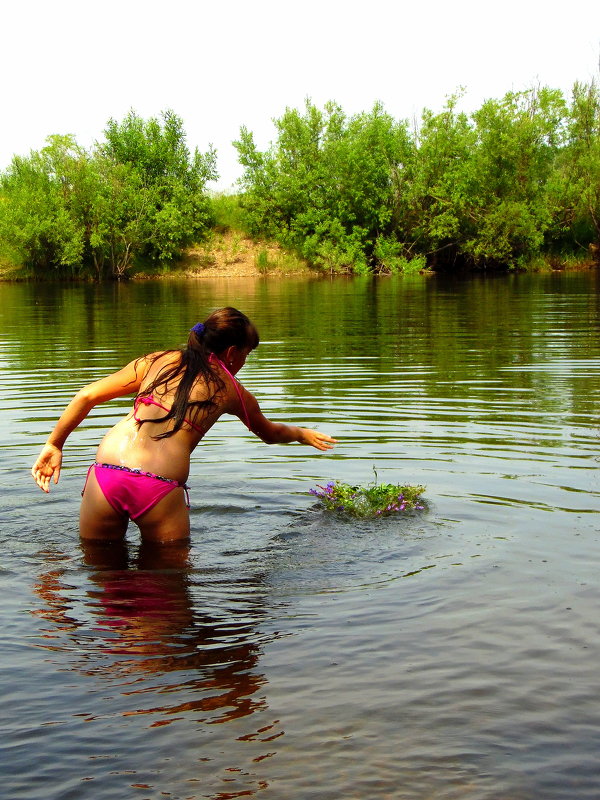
136,350,182,388
143,349,182,369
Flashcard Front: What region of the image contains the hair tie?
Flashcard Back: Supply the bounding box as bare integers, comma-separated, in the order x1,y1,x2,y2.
191,322,205,336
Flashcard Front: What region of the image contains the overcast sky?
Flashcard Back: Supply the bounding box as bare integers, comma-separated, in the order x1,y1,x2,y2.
1,0,599,189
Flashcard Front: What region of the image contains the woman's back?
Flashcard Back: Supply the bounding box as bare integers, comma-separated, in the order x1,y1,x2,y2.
96,352,239,483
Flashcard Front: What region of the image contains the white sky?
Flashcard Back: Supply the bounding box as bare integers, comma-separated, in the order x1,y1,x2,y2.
1,0,599,189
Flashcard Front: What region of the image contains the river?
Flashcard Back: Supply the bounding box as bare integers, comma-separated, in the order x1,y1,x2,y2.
1,271,599,799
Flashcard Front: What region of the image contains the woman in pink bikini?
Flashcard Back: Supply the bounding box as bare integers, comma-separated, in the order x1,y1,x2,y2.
31,307,336,543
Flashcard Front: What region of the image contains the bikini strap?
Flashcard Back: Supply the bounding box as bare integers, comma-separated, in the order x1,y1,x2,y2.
133,395,171,424
210,355,252,429
134,395,204,435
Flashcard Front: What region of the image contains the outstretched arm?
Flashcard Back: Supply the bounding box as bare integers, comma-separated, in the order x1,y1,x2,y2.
31,357,147,493
238,390,337,451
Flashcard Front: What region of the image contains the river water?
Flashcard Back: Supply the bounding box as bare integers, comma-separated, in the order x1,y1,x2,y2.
1,272,600,799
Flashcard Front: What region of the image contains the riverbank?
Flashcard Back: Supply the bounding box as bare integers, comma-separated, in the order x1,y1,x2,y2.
0,229,597,280
137,232,600,278
152,229,312,279
0,230,313,281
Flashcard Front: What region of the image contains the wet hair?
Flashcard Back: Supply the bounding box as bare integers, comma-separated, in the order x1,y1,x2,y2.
136,307,259,439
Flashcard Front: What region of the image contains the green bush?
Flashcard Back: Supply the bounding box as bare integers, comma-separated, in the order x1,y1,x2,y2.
210,192,248,232
234,84,600,273
0,111,217,279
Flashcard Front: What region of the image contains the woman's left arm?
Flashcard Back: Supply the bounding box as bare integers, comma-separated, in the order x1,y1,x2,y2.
237,388,337,451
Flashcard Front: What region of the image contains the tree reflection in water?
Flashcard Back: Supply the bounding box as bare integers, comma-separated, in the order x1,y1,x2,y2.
32,539,274,727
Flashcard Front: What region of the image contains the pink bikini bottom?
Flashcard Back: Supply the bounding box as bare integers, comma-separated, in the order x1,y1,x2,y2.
83,462,190,521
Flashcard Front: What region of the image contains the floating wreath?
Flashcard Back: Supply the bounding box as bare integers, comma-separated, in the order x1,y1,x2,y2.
310,477,425,518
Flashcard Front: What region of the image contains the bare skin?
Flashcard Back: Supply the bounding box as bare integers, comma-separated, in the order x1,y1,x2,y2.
31,344,337,543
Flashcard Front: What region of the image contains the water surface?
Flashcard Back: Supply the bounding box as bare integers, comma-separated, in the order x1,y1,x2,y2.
1,272,600,799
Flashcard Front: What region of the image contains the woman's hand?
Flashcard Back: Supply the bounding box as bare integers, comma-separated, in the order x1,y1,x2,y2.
31,444,63,493
298,429,337,451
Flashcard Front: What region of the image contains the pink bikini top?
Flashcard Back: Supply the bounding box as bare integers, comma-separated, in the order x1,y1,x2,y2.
133,356,251,434
134,395,205,433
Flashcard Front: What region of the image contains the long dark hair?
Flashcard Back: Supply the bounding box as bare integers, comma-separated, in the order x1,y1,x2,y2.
136,307,259,439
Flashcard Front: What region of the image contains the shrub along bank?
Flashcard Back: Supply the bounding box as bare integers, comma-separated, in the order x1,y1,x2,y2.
234,83,600,273
1,82,599,279
0,110,216,279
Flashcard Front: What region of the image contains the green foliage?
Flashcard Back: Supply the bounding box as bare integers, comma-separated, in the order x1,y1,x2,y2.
235,85,600,273
0,136,88,272
210,192,248,232
235,100,411,273
310,478,426,517
374,237,426,274
548,81,600,250
0,110,217,279
255,248,269,272
2,84,599,279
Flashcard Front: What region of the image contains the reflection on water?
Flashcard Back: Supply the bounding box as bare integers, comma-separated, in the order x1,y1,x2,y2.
25,540,282,798
2,272,600,799
33,542,269,726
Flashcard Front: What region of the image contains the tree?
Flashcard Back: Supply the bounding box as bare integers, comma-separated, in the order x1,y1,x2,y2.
549,81,600,253
465,88,566,267
390,93,476,269
234,89,584,272
0,110,217,279
235,100,411,272
99,109,217,269
0,135,93,274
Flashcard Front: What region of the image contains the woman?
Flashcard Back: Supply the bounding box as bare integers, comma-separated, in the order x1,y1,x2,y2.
31,307,336,542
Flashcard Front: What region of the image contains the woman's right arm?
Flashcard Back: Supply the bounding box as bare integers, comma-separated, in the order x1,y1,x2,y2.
31,358,148,493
